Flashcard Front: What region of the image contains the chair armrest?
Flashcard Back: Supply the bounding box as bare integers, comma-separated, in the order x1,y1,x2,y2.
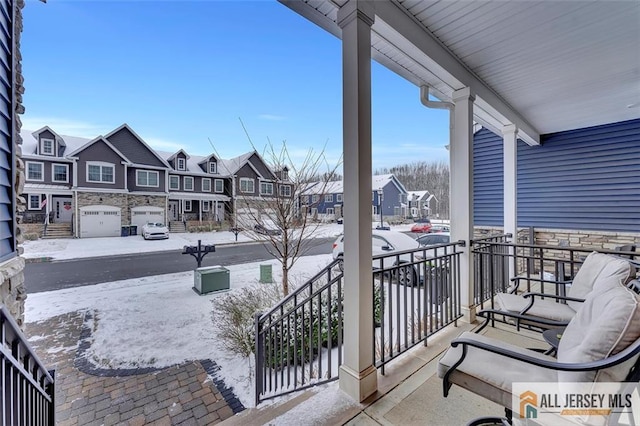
520,292,585,316
475,308,569,333
450,335,640,372
509,276,572,294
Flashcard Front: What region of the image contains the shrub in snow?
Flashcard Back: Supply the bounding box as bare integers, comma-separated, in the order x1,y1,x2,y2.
212,283,284,358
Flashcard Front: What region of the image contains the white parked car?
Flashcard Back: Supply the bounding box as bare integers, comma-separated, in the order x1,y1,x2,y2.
141,222,170,240
331,230,425,285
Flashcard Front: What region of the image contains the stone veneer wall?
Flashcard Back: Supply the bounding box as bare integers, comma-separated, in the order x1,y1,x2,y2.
475,225,640,250
4,0,27,327
75,192,128,237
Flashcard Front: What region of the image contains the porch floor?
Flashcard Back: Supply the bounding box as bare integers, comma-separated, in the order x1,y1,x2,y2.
223,318,549,425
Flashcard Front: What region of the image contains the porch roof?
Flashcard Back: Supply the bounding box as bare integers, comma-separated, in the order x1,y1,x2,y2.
168,192,230,202
279,0,640,142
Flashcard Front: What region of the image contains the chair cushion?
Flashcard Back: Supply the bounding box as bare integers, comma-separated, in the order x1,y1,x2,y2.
566,252,636,311
558,281,640,384
495,292,577,322
437,332,557,409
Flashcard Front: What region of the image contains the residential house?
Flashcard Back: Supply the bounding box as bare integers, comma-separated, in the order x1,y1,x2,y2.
301,174,409,221
407,190,437,219
158,149,231,228
21,125,290,238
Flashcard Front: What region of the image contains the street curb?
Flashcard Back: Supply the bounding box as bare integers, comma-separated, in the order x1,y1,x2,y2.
24,257,53,264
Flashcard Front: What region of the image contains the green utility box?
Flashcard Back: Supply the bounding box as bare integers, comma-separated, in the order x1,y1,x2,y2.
259,264,273,283
193,266,230,295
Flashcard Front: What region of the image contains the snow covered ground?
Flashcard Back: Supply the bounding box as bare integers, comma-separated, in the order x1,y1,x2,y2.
23,220,437,410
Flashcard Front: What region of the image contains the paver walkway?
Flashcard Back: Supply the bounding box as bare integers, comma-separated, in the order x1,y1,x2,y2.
26,311,244,425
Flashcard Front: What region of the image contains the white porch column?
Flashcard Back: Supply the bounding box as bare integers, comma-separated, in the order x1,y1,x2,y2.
337,0,377,403
502,124,518,278
450,87,476,323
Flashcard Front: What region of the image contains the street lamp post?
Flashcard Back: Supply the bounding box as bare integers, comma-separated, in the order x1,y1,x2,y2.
377,188,384,228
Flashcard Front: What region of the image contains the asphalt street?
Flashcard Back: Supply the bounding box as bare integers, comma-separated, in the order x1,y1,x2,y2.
24,237,335,294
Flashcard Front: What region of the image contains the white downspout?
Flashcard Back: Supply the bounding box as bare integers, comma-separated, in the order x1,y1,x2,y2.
420,85,454,135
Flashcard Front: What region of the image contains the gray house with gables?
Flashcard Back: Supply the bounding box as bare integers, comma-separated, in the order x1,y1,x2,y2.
21,124,289,238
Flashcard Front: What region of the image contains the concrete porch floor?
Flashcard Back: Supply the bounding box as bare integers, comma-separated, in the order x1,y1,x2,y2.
224,318,549,426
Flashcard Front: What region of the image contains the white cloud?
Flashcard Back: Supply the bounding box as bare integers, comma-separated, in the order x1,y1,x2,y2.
257,114,286,121
20,116,110,138
145,137,188,153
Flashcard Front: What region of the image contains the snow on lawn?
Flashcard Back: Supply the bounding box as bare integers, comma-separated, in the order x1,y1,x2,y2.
25,254,333,407
21,224,346,261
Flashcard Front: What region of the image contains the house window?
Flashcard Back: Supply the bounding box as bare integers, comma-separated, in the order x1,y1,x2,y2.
28,194,41,210
325,194,333,203
279,185,291,197
136,170,159,187
214,179,224,193
209,162,217,174
202,200,210,212
177,158,186,170
87,162,115,183
41,138,54,155
52,164,68,183
26,162,44,181
260,182,273,195
202,178,211,192
184,176,194,191
336,194,343,202
169,175,179,190
326,208,334,215
185,200,192,211
312,195,319,203
240,178,254,193
282,169,288,180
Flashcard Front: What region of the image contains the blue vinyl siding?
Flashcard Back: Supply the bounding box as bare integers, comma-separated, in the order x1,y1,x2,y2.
473,128,504,226
0,0,13,261
473,119,640,232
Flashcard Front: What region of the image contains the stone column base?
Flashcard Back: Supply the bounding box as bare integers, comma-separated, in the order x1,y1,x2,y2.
339,364,378,403
461,305,477,324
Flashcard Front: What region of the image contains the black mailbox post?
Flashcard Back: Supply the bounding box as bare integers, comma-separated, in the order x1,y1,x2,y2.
182,239,216,267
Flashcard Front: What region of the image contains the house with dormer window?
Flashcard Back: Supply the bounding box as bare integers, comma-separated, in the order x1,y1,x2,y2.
158,149,232,229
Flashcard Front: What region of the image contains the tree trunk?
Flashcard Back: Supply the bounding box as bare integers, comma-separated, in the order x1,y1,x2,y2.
282,263,289,296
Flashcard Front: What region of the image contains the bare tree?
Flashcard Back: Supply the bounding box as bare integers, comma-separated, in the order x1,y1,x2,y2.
236,141,341,296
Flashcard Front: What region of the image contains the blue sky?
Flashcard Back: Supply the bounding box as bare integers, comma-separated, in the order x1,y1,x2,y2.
21,0,449,171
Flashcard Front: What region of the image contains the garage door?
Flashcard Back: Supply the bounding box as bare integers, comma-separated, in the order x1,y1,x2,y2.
131,206,165,229
80,205,121,238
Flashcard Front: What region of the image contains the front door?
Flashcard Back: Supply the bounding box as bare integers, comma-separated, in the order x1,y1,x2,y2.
52,197,73,223
168,201,179,221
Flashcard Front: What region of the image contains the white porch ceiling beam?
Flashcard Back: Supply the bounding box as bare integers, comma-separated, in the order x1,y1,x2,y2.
371,1,541,145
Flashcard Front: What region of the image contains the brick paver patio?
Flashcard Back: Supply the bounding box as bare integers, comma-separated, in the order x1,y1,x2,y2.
26,311,244,426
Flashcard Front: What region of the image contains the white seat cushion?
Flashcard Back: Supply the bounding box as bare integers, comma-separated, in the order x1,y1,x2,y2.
437,331,557,409
558,281,640,384
566,252,636,311
495,292,577,322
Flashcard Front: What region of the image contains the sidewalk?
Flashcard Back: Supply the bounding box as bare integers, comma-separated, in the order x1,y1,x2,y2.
27,310,244,425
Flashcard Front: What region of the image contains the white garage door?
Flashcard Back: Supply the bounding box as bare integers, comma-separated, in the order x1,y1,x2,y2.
131,206,165,229
80,205,121,238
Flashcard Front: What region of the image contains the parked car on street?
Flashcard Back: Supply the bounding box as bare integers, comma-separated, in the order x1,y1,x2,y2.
410,218,432,233
416,232,450,247
142,222,170,240
254,222,282,236
429,224,450,233
332,230,425,286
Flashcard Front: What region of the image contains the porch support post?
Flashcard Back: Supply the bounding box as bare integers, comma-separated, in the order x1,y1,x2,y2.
337,0,377,403
450,87,476,323
502,124,518,278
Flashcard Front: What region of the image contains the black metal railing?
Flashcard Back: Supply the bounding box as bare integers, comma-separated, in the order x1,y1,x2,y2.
372,241,465,372
254,259,343,404
471,238,639,308
1,306,55,425
254,242,466,404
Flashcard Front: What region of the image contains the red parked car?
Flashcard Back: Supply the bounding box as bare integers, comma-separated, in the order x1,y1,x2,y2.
410,218,432,233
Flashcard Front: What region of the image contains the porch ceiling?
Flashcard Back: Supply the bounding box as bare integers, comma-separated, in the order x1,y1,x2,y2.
280,0,640,143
